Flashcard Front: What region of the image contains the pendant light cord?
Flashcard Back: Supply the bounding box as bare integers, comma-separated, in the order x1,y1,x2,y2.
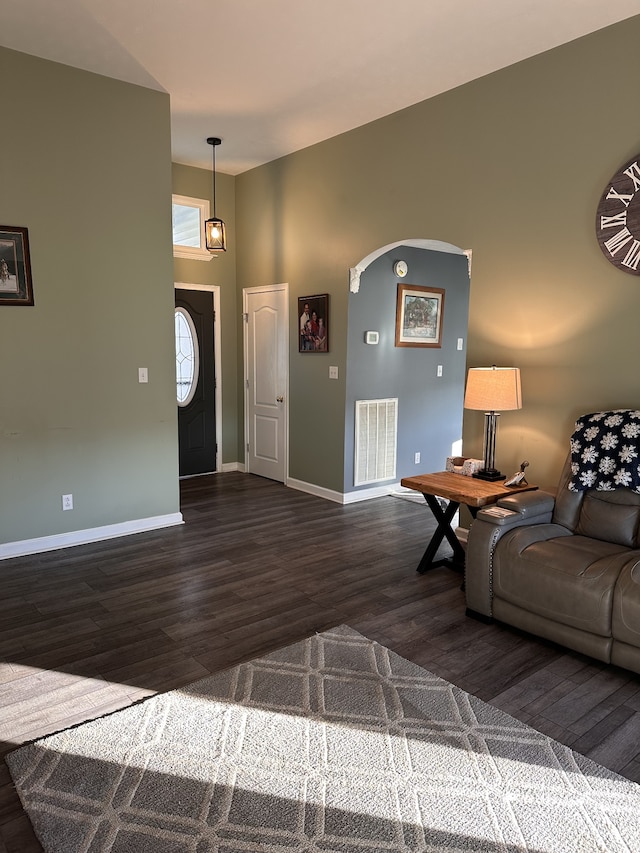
207,136,221,219
212,142,217,218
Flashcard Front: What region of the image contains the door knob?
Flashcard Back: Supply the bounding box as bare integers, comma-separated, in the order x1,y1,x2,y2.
276,395,284,402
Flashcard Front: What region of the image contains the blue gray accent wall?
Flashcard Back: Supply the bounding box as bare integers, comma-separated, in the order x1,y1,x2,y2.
344,246,470,493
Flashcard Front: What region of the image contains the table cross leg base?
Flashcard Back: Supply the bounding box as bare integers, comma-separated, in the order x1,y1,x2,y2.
417,494,468,574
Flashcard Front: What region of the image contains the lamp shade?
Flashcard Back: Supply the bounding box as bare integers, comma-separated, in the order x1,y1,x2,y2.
464,366,522,412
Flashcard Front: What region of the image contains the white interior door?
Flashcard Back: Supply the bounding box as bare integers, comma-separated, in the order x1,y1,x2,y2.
244,284,288,481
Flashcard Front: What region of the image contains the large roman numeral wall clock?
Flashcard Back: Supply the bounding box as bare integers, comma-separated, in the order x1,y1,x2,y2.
595,153,640,275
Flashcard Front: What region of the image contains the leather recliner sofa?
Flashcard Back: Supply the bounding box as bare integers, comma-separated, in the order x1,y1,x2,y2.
465,452,640,675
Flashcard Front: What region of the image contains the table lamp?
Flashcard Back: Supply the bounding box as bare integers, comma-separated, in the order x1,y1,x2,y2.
464,366,522,481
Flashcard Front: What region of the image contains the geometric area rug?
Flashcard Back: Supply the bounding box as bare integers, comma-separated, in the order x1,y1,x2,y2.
6,625,640,852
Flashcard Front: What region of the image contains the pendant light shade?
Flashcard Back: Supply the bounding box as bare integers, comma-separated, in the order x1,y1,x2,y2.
205,137,226,253
205,216,226,252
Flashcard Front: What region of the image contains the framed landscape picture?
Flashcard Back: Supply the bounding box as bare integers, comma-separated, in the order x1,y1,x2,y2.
0,226,34,306
395,284,444,348
298,293,329,352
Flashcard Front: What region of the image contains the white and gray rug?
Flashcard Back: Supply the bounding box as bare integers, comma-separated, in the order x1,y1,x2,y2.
7,625,640,852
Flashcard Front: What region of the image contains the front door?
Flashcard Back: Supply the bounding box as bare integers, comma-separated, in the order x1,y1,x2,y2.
244,284,288,482
175,288,216,476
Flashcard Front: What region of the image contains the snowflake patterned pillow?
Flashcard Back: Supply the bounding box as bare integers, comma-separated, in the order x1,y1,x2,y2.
568,410,640,493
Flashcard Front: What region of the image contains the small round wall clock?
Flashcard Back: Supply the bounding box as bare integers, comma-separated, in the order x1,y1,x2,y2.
595,153,640,275
393,260,408,278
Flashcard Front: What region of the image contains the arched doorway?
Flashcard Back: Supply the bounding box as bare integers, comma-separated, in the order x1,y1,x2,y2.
343,241,471,497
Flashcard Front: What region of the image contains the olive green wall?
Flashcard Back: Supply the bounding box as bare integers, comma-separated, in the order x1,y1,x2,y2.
3,16,639,552
236,18,640,492
171,163,239,465
0,47,179,547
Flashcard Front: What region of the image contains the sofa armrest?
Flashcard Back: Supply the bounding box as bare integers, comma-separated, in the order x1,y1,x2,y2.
465,490,555,617
477,490,556,524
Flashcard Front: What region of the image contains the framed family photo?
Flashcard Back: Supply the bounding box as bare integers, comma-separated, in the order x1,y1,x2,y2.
0,226,34,306
298,293,329,353
395,283,444,348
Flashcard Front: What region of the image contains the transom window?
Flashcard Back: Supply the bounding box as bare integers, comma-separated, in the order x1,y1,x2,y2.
172,194,212,261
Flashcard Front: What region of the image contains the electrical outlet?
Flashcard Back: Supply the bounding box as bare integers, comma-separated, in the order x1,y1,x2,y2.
414,452,421,464
329,366,338,380
62,494,73,511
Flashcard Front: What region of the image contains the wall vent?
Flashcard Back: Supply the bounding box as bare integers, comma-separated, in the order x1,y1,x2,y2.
354,398,398,486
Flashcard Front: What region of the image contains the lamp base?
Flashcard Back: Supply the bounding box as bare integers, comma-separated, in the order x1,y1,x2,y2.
473,469,506,482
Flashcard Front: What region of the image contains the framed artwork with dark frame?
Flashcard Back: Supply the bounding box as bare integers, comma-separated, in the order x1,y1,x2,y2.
298,293,329,352
0,226,34,306
395,283,444,348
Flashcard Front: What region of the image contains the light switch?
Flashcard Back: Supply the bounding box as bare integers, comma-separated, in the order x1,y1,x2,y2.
138,367,149,383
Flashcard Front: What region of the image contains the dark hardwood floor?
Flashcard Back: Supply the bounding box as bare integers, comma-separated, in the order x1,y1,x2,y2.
3,471,640,851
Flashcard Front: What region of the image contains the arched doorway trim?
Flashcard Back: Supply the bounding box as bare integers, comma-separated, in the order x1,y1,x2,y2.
350,238,471,293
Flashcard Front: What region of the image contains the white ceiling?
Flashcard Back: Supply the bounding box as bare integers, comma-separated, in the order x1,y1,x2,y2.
3,0,640,175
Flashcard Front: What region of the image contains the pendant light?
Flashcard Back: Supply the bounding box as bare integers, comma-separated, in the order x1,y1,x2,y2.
205,136,226,253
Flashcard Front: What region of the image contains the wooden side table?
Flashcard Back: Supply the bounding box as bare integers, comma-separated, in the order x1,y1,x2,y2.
400,471,537,573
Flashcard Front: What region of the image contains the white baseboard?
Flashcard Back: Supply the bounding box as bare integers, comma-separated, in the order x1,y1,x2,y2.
286,478,404,505
286,477,344,503
0,513,184,561
221,462,245,472
343,482,405,504
180,464,245,478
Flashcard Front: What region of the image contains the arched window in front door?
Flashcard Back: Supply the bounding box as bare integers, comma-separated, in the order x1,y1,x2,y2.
175,307,199,406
